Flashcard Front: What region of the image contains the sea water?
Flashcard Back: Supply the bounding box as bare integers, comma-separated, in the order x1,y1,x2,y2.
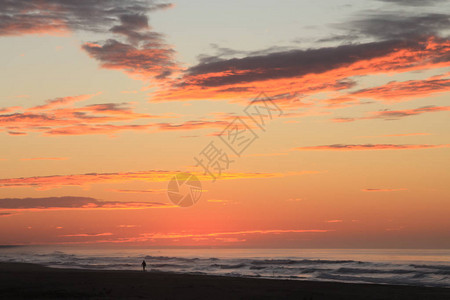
0,246,448,287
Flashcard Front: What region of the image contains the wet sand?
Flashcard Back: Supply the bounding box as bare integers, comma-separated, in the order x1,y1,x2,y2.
0,262,449,299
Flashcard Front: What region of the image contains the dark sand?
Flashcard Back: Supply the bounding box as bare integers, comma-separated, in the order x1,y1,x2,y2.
0,262,449,299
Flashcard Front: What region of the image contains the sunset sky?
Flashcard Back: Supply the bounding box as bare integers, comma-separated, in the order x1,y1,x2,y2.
0,0,449,248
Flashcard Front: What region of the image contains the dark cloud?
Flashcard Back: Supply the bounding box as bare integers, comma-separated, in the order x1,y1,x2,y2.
350,76,450,100
345,13,450,40
44,124,152,136
182,39,425,87
83,103,134,113
196,44,295,64
316,34,361,43
186,9,450,90
155,120,228,131
82,39,176,79
6,131,26,136
294,144,448,151
0,0,168,35
110,14,158,46
0,196,168,210
369,105,450,120
377,0,448,6
0,196,98,209
0,0,177,80
333,105,450,122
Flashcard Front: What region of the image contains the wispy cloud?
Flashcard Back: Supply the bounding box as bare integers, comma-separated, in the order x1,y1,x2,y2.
20,157,69,161
378,0,447,7
286,198,303,202
362,188,407,192
93,228,334,244
0,196,171,211
333,105,450,123
385,226,405,231
350,77,450,102
29,94,97,111
206,199,235,205
61,233,113,237
0,93,180,136
357,133,431,138
241,152,288,158
155,120,229,131
0,212,13,217
367,106,450,120
294,144,449,151
109,189,167,194
139,229,333,239
0,170,318,190
82,39,177,80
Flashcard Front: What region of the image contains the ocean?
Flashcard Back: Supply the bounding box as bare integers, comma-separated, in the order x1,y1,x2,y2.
0,247,449,288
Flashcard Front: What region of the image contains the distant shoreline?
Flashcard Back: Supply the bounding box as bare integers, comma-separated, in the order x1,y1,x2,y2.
0,245,22,248
0,262,449,299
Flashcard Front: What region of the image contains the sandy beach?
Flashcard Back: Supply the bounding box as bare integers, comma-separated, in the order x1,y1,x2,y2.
0,262,449,299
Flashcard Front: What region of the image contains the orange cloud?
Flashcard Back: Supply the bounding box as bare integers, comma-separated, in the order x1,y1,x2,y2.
333,105,450,122
43,124,153,136
3,94,280,136
206,199,235,205
286,198,303,202
82,40,178,81
379,133,431,137
0,1,178,83
92,228,334,244
362,188,407,192
117,225,139,228
0,170,318,190
358,133,431,138
0,19,68,37
20,157,69,161
0,106,22,113
0,94,182,136
294,144,449,151
241,152,288,158
110,189,167,194
139,229,332,239
0,196,172,212
155,120,229,131
351,77,450,101
29,93,99,111
61,233,113,237
153,37,450,104
367,106,450,120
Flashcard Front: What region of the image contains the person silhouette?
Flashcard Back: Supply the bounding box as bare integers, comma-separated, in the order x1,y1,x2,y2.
141,260,147,272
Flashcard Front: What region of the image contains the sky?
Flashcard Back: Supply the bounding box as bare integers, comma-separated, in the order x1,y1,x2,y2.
0,0,449,248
